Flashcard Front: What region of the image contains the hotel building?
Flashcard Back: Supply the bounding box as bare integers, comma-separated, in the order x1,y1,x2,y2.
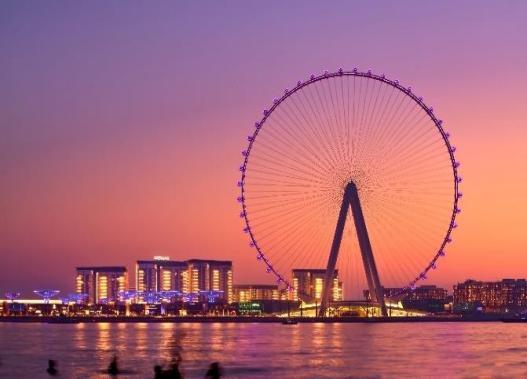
454,279,527,311
76,266,128,304
136,257,188,293
408,285,448,301
187,259,233,303
292,269,343,302
364,285,448,301
233,284,279,302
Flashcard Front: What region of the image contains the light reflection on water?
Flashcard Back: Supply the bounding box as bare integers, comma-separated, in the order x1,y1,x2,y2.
1,322,527,378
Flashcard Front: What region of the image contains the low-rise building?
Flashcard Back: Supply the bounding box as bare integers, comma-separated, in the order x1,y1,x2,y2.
454,279,527,311
233,284,279,302
364,285,448,301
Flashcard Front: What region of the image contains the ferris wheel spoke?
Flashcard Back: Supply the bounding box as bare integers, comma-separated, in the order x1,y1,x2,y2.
363,82,398,153
342,77,352,165
357,79,391,166
313,81,348,166
255,205,332,255
254,120,332,181
386,137,447,171
367,200,449,247
380,160,453,185
288,90,340,170
327,77,352,165
363,95,421,170
376,97,422,154
358,77,382,160
319,78,348,164
299,85,342,166
358,83,410,163
363,203,435,273
246,191,329,215
248,165,326,187
272,221,329,270
249,195,332,231
249,149,328,186
269,108,335,174
377,116,442,170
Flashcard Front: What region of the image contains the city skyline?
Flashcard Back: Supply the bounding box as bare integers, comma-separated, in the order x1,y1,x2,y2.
3,1,527,294
4,251,527,300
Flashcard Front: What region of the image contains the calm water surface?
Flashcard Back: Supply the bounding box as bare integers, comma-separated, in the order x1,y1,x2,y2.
0,322,526,378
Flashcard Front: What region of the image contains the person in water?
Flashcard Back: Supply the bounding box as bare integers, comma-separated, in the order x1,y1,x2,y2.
46,360,58,376
154,365,164,379
108,355,120,376
205,362,222,379
153,362,182,379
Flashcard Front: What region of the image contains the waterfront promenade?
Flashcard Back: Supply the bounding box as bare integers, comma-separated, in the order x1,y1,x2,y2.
0,314,506,323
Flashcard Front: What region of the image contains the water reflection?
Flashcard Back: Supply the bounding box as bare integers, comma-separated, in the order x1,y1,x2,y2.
3,323,527,378
95,322,111,353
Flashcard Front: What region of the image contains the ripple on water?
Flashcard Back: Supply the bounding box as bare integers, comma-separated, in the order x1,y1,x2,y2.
1,322,527,378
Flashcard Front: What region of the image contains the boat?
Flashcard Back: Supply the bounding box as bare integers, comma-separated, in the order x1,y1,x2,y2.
281,318,298,325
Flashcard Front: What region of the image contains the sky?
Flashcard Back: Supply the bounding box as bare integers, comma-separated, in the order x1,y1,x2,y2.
1,1,527,296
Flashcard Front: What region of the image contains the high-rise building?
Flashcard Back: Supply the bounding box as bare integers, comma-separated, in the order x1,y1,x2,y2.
186,259,233,303
454,279,527,311
76,268,95,304
136,257,188,293
233,284,279,302
292,269,342,302
76,266,128,304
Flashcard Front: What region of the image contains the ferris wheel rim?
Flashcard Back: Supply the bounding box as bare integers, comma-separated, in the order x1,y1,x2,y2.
238,68,461,295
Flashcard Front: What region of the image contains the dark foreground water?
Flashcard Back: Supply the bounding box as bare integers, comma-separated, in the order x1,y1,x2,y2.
0,322,526,378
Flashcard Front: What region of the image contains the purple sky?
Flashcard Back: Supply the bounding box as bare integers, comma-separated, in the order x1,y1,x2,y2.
1,1,527,296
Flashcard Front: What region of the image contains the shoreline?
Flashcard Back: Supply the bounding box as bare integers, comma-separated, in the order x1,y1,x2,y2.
0,315,510,323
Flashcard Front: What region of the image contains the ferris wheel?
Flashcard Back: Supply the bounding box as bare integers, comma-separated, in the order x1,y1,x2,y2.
238,68,461,316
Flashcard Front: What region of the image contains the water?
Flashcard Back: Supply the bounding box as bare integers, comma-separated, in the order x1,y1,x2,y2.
1,322,527,378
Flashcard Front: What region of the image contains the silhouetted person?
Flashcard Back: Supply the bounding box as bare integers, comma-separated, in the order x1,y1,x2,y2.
166,361,182,379
47,360,58,376
205,362,222,379
153,363,182,379
154,365,164,379
108,355,120,376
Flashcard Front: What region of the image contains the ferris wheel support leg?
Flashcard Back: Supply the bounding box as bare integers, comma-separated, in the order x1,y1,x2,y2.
318,184,352,317
319,182,388,317
347,182,388,317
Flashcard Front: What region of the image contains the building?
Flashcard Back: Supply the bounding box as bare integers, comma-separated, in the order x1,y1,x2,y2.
76,266,128,304
186,259,233,303
136,257,188,293
233,284,279,303
364,285,448,301
408,285,448,301
292,269,343,302
454,279,527,311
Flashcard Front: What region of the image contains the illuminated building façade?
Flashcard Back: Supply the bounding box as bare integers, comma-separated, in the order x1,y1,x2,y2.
135,257,233,303
76,266,128,304
292,269,343,302
186,259,233,303
364,285,448,301
233,284,279,302
454,279,527,311
136,257,188,293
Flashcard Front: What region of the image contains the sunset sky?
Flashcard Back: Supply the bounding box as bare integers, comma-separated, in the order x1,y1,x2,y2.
1,1,527,295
